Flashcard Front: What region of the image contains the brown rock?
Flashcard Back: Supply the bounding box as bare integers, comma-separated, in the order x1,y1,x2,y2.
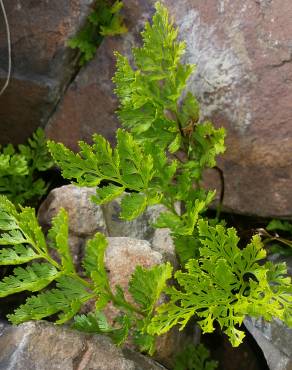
38,184,107,237
0,0,94,145
46,0,292,218
0,320,166,370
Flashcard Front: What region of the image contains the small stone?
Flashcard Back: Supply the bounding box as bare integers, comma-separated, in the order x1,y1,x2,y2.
102,197,156,241
38,184,107,237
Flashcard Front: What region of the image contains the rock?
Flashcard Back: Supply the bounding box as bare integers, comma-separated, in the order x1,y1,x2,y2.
38,185,107,270
103,197,155,241
101,237,163,322
0,320,166,370
0,0,94,145
103,197,177,264
38,184,107,237
106,237,163,289
244,317,292,370
38,185,177,264
46,0,292,218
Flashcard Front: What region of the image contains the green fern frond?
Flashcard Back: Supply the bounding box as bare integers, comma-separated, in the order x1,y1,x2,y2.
0,128,53,205
0,244,38,265
47,208,74,273
148,222,292,346
0,263,61,297
8,276,94,324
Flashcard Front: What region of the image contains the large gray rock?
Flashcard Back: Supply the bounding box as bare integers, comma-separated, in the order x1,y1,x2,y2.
244,317,292,370
46,0,292,218
0,320,166,370
0,0,94,145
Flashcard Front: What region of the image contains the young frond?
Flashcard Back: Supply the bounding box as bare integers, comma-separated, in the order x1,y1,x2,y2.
129,262,173,315
0,128,53,205
47,208,74,273
148,222,292,347
113,2,194,149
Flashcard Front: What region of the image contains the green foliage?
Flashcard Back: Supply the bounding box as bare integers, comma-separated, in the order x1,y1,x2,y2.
0,128,54,205
1,2,291,361
174,343,218,370
148,221,292,346
48,1,292,350
113,2,225,182
68,0,127,65
48,129,162,220
262,219,292,255
0,196,172,353
267,219,292,233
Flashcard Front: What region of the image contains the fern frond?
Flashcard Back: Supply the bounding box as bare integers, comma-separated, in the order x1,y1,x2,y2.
0,244,39,265
129,262,173,315
8,276,94,324
0,263,61,297
148,222,292,347
113,3,193,148
47,208,74,273
82,233,110,298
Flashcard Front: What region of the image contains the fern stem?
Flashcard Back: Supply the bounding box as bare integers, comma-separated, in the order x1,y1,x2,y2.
109,291,145,317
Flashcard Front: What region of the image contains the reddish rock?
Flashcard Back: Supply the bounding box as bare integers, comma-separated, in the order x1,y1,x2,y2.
0,0,94,145
46,0,292,218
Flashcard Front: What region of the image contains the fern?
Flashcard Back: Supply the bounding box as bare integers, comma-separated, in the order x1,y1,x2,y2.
68,0,127,65
148,221,292,346
48,1,292,349
0,195,171,353
260,219,292,255
0,1,291,358
0,128,54,205
174,343,218,370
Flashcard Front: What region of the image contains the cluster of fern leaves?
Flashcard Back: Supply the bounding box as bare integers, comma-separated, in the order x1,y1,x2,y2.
68,0,127,65
0,197,171,354
174,343,218,370
0,2,291,358
0,128,53,205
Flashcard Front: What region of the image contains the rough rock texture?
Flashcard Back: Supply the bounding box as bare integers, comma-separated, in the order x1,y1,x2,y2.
38,185,176,264
0,0,94,145
0,320,166,370
38,185,107,236
103,197,177,264
102,237,162,321
46,0,292,218
244,317,292,370
106,237,163,290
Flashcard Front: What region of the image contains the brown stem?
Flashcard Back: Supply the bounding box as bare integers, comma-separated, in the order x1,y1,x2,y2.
214,165,225,219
